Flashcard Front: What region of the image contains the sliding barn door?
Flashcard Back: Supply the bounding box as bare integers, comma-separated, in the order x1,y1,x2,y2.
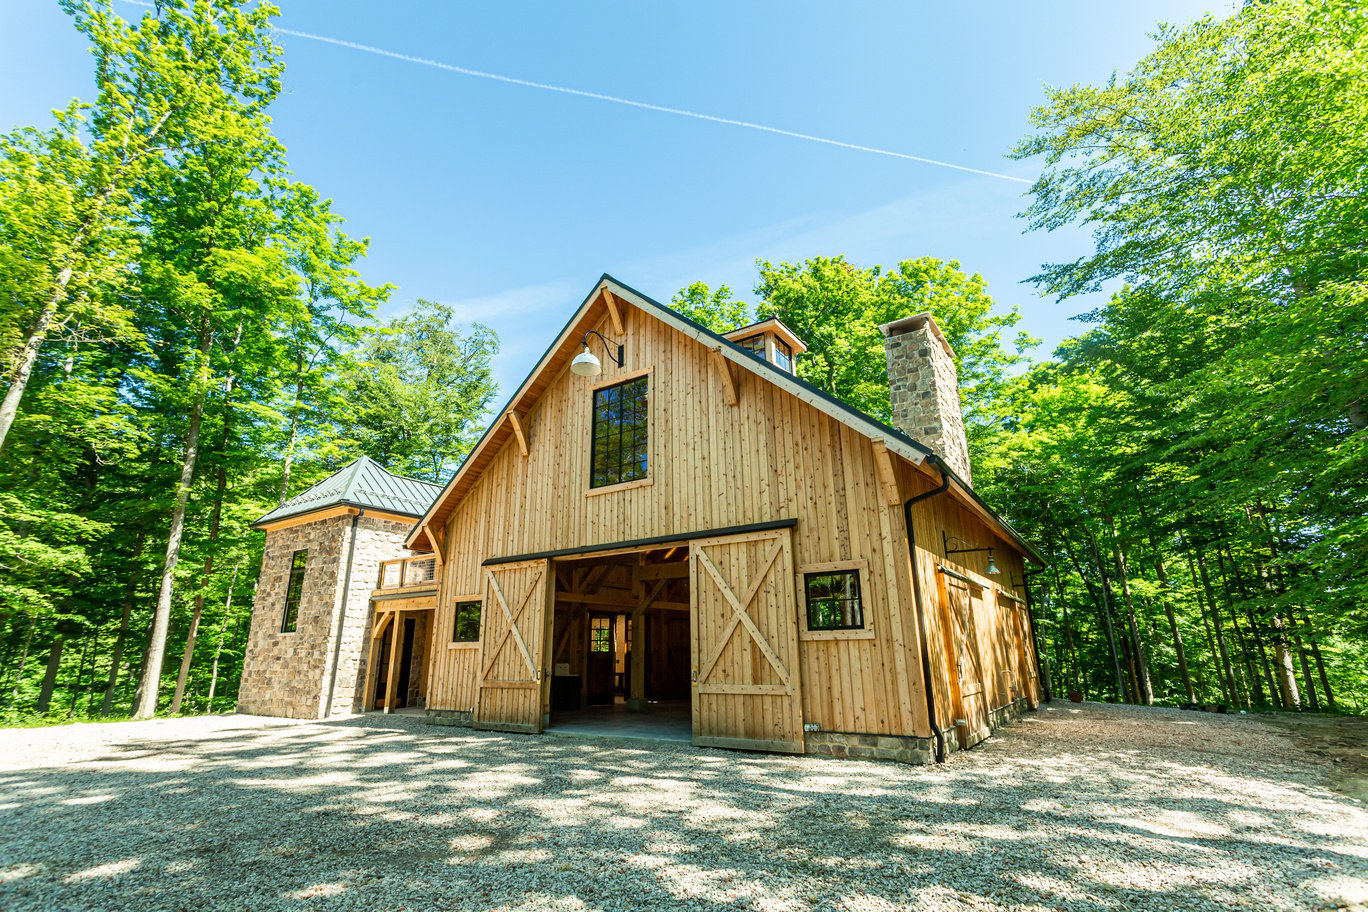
690,529,805,753
474,559,551,733
941,574,989,745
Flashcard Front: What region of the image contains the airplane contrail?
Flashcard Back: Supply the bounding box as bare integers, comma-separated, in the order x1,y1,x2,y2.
117,1,1031,184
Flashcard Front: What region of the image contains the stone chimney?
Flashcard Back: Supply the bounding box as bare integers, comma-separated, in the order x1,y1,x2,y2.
879,313,972,485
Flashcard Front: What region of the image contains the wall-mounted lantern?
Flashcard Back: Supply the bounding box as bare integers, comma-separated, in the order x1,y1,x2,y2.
943,532,1000,575
570,329,624,377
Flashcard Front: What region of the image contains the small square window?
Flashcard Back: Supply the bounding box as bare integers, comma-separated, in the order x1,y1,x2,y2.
452,600,482,643
804,569,863,631
281,550,308,633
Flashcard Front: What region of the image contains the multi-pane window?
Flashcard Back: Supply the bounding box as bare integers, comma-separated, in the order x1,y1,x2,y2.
804,569,864,631
736,335,766,358
591,375,649,488
452,600,481,643
773,338,793,372
590,616,613,652
281,550,308,633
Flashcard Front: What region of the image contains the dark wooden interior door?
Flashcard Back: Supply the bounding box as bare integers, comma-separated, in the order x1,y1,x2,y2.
586,613,615,704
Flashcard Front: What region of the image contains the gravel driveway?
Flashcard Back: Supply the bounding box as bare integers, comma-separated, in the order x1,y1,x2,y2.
0,702,1364,912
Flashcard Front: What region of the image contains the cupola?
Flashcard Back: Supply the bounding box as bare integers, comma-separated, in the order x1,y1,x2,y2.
723,317,808,375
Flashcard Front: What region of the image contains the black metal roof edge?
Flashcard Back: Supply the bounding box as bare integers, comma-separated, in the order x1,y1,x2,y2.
483,518,798,566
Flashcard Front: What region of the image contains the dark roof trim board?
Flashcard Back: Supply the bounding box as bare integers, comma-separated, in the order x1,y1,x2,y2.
406,274,1043,565
253,456,442,529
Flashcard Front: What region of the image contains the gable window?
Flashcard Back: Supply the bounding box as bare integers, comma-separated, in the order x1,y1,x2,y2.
281,550,308,633
591,375,649,488
804,568,864,631
452,600,482,643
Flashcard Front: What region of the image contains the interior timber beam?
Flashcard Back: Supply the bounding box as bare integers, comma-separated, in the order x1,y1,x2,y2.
601,287,626,337
711,348,739,407
507,411,529,457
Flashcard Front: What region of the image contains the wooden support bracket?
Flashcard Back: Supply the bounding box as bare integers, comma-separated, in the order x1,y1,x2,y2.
711,348,739,407
602,287,625,337
508,410,529,457
872,441,901,507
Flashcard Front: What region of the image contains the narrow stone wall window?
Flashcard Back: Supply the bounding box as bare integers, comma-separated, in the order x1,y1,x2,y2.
590,375,649,488
452,600,482,643
804,569,863,631
281,550,308,633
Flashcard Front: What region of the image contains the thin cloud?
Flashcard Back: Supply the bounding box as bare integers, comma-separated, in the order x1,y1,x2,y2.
116,0,1031,184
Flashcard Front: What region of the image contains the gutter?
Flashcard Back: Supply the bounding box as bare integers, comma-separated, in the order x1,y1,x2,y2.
324,509,364,717
903,455,952,763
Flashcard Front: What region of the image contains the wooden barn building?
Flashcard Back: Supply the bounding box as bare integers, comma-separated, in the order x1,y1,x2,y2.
238,275,1047,762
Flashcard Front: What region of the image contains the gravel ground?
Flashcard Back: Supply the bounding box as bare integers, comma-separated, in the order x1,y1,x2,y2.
0,702,1365,912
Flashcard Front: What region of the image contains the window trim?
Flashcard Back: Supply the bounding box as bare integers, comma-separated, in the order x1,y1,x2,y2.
585,367,653,496
797,560,874,641
280,549,309,634
447,592,483,649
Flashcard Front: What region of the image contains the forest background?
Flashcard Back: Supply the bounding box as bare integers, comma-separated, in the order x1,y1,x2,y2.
1,0,1363,722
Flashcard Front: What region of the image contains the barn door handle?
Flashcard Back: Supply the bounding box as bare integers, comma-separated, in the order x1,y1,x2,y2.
690,669,698,683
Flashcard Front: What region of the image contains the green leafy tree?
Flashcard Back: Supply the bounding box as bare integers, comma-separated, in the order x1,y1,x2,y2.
343,300,499,483
669,282,753,333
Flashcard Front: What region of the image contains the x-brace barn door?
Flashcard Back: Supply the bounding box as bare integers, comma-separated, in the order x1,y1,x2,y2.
474,559,551,733
690,528,805,753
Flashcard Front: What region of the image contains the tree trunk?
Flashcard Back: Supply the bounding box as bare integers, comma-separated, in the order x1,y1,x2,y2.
171,452,229,714
68,633,95,719
1108,519,1152,704
5,617,36,708
1195,552,1238,706
36,635,65,715
206,560,242,711
101,533,146,715
1081,525,1127,701
135,314,213,720
1269,614,1302,710
1301,608,1334,711
1287,613,1320,711
1152,554,1194,702
1187,552,1228,704
0,269,73,453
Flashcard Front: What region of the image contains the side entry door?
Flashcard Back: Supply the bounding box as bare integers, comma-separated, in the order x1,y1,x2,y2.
474,559,551,733
690,528,805,753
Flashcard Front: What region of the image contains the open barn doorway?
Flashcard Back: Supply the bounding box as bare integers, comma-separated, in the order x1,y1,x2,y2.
545,545,692,742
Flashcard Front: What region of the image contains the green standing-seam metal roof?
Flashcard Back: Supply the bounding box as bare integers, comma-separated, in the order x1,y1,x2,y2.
252,456,442,529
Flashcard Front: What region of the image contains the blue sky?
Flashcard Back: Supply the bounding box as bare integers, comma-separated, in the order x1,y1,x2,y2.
1,1,1229,396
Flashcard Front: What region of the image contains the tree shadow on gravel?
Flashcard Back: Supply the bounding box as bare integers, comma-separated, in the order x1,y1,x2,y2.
0,706,1364,912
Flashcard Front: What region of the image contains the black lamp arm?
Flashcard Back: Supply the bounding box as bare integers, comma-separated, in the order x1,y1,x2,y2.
581,329,624,367
942,532,994,556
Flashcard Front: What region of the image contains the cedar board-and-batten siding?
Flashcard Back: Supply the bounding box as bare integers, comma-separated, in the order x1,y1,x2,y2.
425,298,1039,743
898,458,1040,747
426,303,929,738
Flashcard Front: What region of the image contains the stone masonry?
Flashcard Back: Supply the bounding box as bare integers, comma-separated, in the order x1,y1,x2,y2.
880,313,973,486
238,513,418,719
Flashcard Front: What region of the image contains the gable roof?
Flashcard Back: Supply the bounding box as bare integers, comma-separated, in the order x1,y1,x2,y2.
253,456,442,529
406,275,1042,564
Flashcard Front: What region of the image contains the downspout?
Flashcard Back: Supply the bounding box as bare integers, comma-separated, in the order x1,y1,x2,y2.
1023,563,1052,703
324,509,364,717
903,454,952,763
